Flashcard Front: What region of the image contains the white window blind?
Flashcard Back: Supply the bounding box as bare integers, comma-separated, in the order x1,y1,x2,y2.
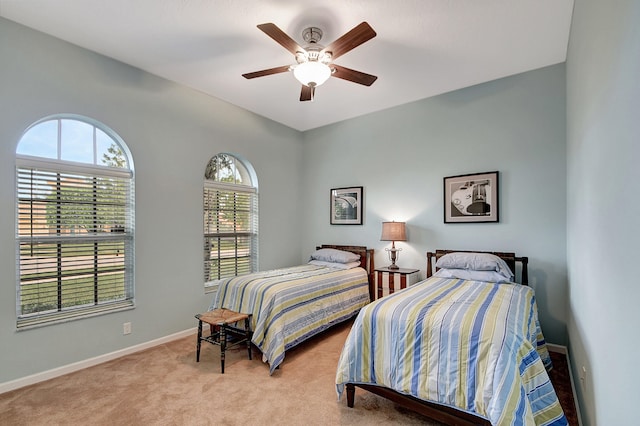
204,181,258,281
16,158,134,328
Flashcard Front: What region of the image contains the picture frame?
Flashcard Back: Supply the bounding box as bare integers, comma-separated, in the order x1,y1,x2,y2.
330,186,363,225
444,171,499,223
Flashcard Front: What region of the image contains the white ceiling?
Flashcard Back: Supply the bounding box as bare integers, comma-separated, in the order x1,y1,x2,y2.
0,0,574,132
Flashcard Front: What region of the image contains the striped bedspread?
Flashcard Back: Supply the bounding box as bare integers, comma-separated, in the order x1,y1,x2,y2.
335,277,568,426
210,264,370,374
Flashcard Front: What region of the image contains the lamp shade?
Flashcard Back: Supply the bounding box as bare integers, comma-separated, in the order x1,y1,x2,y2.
380,221,407,242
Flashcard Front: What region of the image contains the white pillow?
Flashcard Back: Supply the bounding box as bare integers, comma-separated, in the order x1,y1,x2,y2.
309,248,360,264
435,252,514,280
433,268,512,283
308,260,361,270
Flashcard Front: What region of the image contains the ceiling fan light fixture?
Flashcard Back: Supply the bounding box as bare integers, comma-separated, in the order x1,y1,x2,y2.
293,61,332,87
243,22,377,101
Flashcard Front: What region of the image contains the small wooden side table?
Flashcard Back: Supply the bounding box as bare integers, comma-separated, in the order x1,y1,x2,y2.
374,267,420,299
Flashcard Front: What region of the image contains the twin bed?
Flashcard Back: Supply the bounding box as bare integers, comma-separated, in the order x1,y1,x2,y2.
336,249,567,426
207,246,567,425
208,244,373,374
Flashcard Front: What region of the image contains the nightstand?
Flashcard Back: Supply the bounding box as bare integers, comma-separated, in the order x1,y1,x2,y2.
374,267,420,299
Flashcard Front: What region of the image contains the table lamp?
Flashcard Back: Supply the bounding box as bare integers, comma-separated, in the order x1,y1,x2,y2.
380,221,407,270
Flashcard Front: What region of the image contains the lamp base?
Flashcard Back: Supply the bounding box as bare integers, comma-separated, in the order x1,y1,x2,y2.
385,246,401,270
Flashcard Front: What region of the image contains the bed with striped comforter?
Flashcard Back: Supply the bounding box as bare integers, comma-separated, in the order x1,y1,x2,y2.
335,276,568,426
209,264,370,374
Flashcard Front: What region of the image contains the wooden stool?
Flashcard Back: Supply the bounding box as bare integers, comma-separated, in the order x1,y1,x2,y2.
195,309,252,374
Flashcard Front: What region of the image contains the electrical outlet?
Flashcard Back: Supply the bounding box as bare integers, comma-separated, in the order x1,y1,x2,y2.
123,322,132,335
579,365,587,389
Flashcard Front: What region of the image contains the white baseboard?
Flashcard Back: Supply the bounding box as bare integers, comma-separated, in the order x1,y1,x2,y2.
0,327,197,395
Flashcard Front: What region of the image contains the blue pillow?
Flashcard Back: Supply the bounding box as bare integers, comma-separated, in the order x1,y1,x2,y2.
309,248,360,264
433,268,512,283
308,260,361,270
435,252,514,280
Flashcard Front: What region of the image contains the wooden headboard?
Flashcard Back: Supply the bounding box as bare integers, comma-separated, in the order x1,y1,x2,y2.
426,249,529,285
316,244,375,299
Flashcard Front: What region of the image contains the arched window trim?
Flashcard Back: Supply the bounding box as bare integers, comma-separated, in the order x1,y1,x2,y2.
18,113,135,170
15,115,135,329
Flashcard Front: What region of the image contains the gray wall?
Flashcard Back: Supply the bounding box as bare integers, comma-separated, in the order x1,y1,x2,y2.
300,65,568,345
566,1,640,424
0,18,303,383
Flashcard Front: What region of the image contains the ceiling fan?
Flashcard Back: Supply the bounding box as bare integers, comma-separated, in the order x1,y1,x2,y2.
242,22,377,101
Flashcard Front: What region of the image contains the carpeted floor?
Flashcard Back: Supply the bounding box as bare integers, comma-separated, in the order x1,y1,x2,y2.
0,319,578,425
548,350,580,425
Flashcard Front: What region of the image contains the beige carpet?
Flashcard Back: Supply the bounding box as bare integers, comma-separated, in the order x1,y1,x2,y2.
0,320,441,425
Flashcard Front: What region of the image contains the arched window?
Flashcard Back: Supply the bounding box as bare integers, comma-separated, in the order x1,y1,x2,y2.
15,115,134,328
203,153,258,287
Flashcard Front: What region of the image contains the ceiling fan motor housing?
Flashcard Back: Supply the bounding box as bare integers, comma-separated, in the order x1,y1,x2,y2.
297,27,331,65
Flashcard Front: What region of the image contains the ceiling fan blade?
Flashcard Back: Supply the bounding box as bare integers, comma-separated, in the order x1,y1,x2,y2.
331,65,378,86
242,65,291,79
300,85,313,101
257,23,304,55
322,22,376,60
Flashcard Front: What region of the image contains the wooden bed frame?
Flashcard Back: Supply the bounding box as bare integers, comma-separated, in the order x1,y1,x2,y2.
346,249,529,426
316,244,375,300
